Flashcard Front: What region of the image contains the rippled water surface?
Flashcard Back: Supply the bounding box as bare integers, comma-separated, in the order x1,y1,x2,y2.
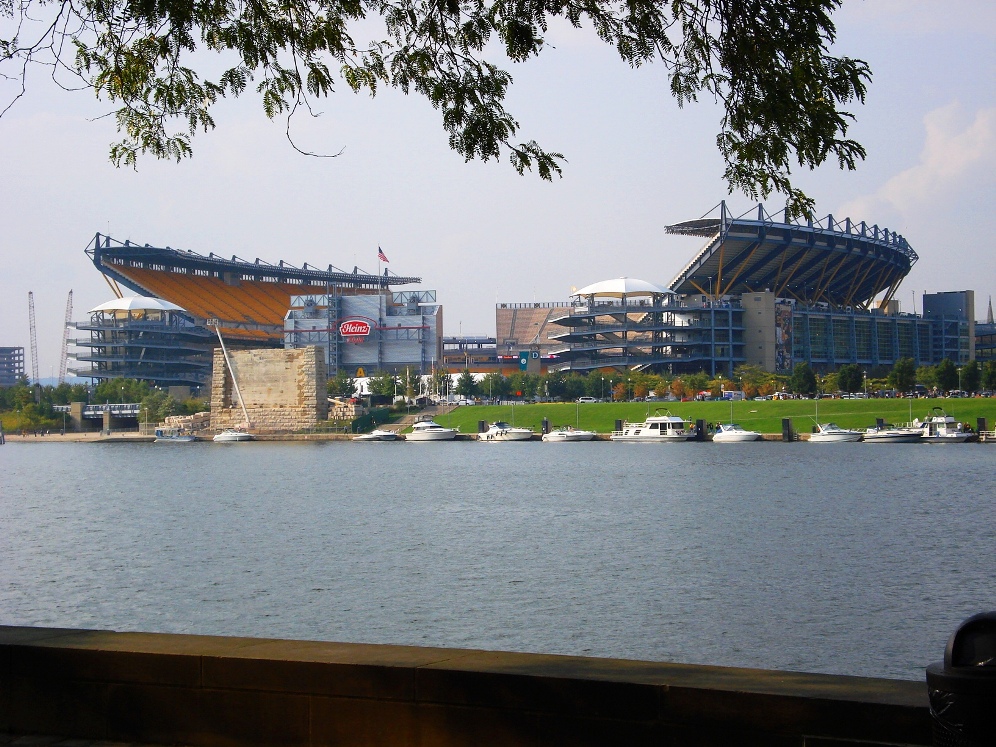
2,440,993,679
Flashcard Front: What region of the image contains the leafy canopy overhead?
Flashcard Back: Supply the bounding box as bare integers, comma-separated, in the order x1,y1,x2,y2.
1,0,870,216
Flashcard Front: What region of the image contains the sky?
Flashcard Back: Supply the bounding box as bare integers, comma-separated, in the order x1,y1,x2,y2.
1,0,994,379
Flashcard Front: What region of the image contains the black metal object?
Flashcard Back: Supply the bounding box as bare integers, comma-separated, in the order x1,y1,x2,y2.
781,418,793,442
478,420,488,433
542,418,550,435
695,419,706,441
926,612,996,746
977,417,987,434
614,419,623,433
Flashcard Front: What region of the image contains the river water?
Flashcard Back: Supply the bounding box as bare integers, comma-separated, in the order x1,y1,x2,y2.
1,440,993,680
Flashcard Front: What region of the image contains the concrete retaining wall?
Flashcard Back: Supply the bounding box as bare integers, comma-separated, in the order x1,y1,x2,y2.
1,626,930,746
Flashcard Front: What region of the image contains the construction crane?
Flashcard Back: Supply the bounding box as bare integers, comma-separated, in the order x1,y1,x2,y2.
27,291,40,385
58,290,73,384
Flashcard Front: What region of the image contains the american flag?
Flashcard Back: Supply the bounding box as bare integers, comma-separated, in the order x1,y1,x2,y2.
377,247,389,263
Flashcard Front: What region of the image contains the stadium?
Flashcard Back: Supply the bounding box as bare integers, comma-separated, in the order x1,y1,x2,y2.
75,233,442,389
544,202,972,375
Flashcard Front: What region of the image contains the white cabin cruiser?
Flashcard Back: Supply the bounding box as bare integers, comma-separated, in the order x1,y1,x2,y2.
479,421,533,441
808,423,863,443
542,426,596,442
912,408,973,443
712,423,761,442
862,424,922,443
406,420,458,441
353,429,398,442
610,411,695,442
213,429,253,442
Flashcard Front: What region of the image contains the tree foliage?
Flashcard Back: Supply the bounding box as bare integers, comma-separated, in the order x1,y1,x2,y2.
366,370,398,397
935,359,958,393
836,363,863,394
888,357,916,394
982,361,996,392
2,0,869,216
961,360,980,394
454,368,477,396
789,361,816,396
327,369,357,398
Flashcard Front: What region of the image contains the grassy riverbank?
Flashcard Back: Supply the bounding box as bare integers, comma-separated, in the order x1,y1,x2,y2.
430,397,996,435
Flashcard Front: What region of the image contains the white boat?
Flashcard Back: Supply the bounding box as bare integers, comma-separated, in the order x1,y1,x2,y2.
912,408,973,443
542,426,596,442
213,429,253,442
352,429,398,442
154,427,196,443
862,424,922,443
808,423,863,443
712,423,761,442
406,420,458,441
610,411,695,442
478,421,534,441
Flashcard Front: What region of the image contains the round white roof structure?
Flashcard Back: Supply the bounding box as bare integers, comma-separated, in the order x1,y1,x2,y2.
572,277,672,298
89,296,187,313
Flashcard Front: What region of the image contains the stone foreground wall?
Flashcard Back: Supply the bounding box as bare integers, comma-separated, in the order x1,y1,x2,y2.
211,346,327,433
0,626,931,747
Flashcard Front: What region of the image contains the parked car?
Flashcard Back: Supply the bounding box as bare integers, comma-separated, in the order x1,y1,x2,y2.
577,396,598,403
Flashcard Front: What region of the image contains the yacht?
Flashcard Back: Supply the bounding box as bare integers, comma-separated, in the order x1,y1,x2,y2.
610,412,695,442
712,423,761,442
406,420,458,441
478,422,534,441
213,429,253,442
352,429,398,442
808,423,863,443
862,424,922,443
542,426,596,442
912,408,973,443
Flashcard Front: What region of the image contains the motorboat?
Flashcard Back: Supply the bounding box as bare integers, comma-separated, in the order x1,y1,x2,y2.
542,426,596,442
213,429,253,442
808,423,863,443
912,408,973,443
478,421,533,441
352,429,398,442
711,423,760,442
610,411,695,442
861,424,922,443
406,420,458,441
154,427,196,443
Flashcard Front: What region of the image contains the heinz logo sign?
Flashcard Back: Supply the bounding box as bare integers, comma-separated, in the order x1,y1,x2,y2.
339,320,371,336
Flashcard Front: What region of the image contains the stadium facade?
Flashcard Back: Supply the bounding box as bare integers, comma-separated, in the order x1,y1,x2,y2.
545,202,975,376
77,233,440,388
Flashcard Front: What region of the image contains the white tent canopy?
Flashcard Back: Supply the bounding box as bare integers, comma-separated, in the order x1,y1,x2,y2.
89,296,187,313
572,277,672,298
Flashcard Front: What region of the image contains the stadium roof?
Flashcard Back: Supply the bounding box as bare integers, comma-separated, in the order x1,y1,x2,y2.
666,202,918,309
573,277,673,298
85,233,423,342
89,296,186,313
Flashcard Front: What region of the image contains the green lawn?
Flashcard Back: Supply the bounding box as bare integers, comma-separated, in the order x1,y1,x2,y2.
430,398,996,435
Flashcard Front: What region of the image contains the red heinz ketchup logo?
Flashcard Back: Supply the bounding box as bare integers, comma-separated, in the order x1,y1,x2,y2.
339,320,371,336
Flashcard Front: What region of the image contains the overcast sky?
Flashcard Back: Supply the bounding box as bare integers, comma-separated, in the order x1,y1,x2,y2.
1,0,994,379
